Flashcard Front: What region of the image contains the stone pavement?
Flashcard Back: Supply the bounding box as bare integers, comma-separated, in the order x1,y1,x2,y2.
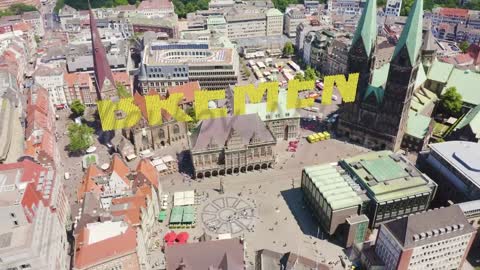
155,139,370,270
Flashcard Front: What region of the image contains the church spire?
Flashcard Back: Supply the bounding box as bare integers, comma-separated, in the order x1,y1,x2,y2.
391,0,424,65
89,8,118,101
351,0,377,56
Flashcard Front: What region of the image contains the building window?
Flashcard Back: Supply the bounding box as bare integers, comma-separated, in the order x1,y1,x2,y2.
173,124,180,134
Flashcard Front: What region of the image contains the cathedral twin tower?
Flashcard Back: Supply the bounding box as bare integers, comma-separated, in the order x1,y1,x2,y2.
337,0,425,151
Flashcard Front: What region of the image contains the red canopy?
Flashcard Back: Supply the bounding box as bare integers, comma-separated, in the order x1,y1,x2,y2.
164,231,177,242
176,232,189,243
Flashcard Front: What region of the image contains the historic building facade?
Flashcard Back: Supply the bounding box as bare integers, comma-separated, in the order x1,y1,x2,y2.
125,119,188,153
189,114,276,178
337,0,425,151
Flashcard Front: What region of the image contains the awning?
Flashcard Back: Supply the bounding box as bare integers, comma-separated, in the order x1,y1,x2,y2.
126,154,137,161
158,210,167,222
182,213,195,224
176,232,189,243
164,232,176,242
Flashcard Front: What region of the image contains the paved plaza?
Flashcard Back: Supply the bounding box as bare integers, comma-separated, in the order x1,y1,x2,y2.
155,138,370,269
201,196,256,236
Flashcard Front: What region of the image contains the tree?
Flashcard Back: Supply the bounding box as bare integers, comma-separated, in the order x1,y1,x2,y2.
0,3,37,17
272,0,299,12
185,106,198,132
439,87,463,116
294,72,304,81
67,123,94,152
459,41,470,53
70,99,86,117
304,67,317,81
34,35,41,46
54,0,65,13
283,41,295,57
116,83,131,98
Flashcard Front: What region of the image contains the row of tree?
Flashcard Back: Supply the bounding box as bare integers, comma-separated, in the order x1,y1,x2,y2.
0,3,37,18
55,0,139,12
172,0,209,18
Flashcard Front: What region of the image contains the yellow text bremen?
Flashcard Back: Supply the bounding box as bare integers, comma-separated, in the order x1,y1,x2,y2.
97,73,359,131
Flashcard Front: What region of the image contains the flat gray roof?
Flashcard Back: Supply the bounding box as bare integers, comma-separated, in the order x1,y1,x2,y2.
429,141,480,189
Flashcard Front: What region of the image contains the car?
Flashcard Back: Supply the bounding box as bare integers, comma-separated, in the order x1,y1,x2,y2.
64,172,70,180
332,95,338,101
86,146,97,153
106,143,113,148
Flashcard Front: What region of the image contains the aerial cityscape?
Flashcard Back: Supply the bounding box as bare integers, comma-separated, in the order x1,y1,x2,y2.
0,0,480,269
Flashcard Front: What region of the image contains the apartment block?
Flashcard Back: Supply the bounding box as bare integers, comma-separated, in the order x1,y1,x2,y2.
327,0,366,15
374,205,476,270
385,0,402,16
284,8,307,37
0,160,69,270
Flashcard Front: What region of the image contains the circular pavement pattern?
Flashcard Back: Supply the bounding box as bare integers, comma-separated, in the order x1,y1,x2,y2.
201,196,256,236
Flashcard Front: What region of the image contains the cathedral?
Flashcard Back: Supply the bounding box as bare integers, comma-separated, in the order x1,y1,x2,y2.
337,0,431,151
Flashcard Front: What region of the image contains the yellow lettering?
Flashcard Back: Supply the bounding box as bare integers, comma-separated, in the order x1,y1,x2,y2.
194,90,228,120
145,93,192,126
286,79,315,109
97,98,141,131
233,82,279,115
322,73,359,105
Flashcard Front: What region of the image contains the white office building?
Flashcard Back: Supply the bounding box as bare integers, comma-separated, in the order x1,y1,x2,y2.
138,40,239,94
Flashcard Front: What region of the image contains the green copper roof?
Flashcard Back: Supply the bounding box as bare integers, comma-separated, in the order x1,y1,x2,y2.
352,0,377,56
392,0,423,65
406,111,432,139
443,69,480,106
454,105,480,137
363,63,389,103
415,64,427,89
427,60,454,83
341,151,434,202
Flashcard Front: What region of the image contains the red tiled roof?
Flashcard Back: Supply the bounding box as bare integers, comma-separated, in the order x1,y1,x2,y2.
0,160,51,222
112,71,130,86
12,22,32,32
439,7,469,17
74,225,138,269
138,0,173,10
64,72,91,88
167,81,200,104
467,43,480,65
135,159,159,189
110,154,131,186
77,165,104,201
111,194,147,225
454,53,474,65
25,109,51,137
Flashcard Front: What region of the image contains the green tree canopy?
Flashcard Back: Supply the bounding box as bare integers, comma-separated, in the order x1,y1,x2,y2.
0,3,37,18
70,99,86,117
459,41,470,53
440,87,463,116
67,123,94,152
283,41,295,57
294,72,304,81
272,0,299,12
304,67,317,81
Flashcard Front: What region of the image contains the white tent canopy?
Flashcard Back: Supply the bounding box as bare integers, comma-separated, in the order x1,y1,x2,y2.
173,190,195,206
